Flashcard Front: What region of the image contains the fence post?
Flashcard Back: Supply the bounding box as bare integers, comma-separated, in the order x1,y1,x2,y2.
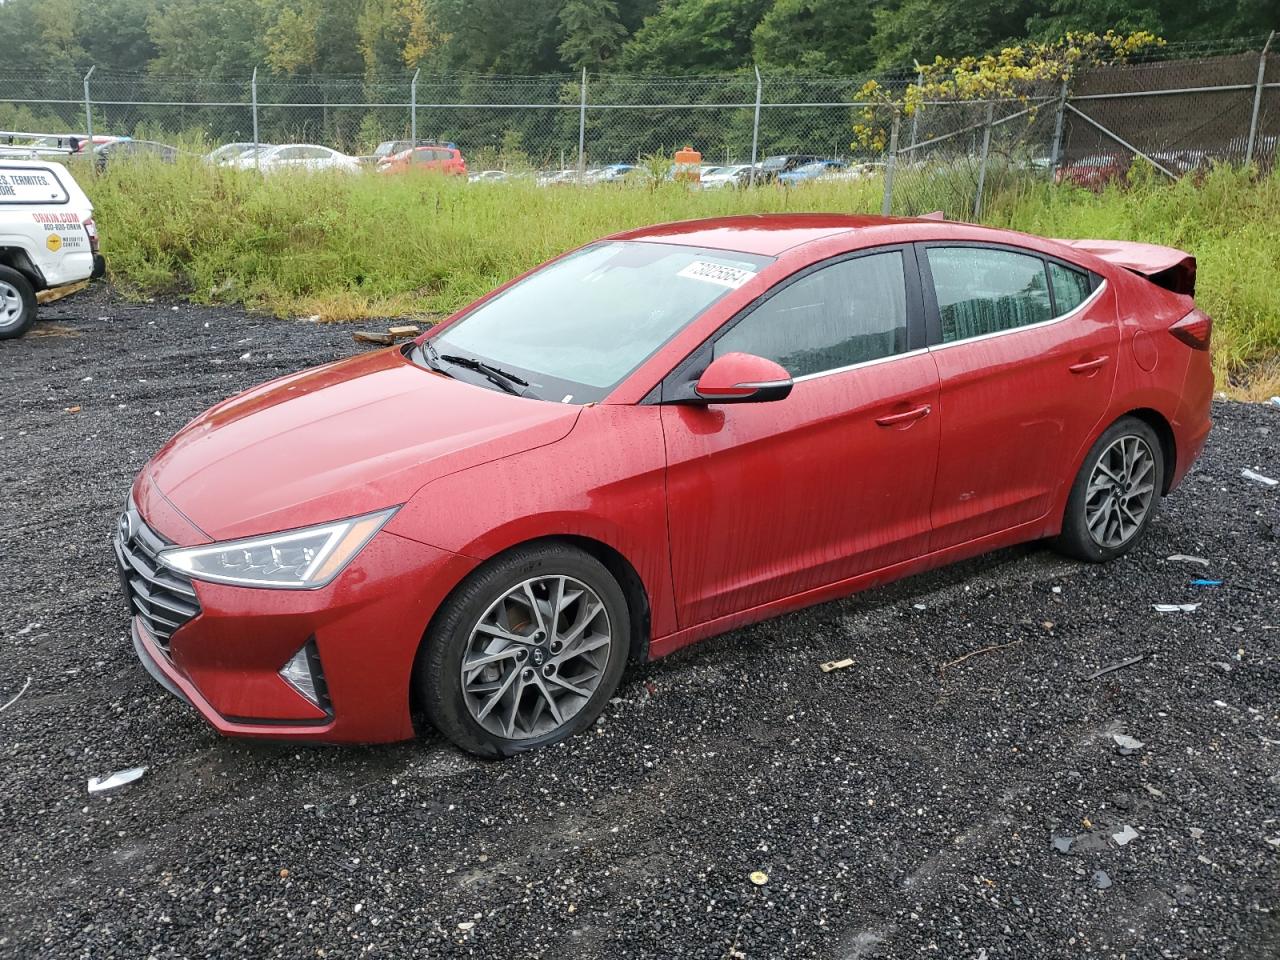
82,65,95,156
410,68,420,144
881,109,900,217
251,66,259,169
908,67,923,149
749,65,762,186
973,100,995,220
1049,79,1068,175
1246,30,1275,165
577,67,587,182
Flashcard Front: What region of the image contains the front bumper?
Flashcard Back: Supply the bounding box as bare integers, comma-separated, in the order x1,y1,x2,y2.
119,515,477,744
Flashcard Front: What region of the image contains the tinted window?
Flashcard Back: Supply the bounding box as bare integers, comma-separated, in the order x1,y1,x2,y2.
714,251,909,378
1049,262,1092,315
927,247,1052,343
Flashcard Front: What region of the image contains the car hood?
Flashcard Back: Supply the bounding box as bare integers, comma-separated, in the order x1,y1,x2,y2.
144,347,580,543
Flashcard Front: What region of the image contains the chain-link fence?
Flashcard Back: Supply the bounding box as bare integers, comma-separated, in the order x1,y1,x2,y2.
0,32,1275,218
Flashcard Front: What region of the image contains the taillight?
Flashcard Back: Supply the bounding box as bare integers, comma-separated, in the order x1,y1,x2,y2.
82,217,99,253
1169,309,1211,350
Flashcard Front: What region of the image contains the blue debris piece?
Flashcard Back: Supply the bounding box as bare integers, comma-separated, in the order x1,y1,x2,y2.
1190,579,1223,587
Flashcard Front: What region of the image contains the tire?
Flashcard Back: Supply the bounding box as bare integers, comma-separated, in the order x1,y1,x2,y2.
1053,416,1165,563
417,542,630,758
0,266,37,340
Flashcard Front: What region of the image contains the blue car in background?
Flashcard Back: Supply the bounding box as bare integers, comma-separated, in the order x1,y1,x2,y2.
778,159,847,185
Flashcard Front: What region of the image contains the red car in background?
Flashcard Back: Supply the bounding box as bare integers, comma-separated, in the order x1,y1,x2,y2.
117,214,1213,757
1055,153,1129,189
377,140,467,176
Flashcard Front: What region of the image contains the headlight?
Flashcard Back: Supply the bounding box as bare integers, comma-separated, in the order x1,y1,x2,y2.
158,508,398,589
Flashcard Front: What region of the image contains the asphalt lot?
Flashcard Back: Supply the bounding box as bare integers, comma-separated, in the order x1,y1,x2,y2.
1,288,1278,959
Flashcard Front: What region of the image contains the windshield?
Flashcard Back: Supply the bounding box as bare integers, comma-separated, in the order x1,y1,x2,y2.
425,241,772,403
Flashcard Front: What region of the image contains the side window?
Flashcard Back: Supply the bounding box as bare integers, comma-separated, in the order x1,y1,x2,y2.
927,247,1052,343
1049,261,1092,316
275,147,303,160
714,251,909,378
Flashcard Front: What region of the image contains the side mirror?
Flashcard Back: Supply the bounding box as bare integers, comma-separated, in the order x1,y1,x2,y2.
693,352,793,404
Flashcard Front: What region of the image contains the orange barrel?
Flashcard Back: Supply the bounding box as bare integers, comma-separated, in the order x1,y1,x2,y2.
674,145,702,183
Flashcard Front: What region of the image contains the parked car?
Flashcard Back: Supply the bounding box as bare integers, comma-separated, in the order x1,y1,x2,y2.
118,214,1212,757
377,141,467,176
1055,153,1128,189
590,163,637,183
468,169,510,183
205,142,256,165
778,159,848,185
536,168,581,186
361,139,456,166
93,139,180,171
236,143,361,174
700,163,752,189
752,153,825,184
0,158,104,338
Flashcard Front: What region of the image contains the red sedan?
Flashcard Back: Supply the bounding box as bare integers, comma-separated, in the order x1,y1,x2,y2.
117,215,1213,756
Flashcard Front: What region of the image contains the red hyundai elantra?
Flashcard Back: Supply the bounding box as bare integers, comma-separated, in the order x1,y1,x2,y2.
117,214,1213,756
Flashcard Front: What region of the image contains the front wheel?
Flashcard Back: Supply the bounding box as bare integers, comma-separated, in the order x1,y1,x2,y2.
0,266,37,340
417,543,630,758
1053,416,1164,562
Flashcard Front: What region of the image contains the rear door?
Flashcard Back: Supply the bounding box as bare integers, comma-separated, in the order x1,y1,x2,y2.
661,246,940,627
920,243,1119,549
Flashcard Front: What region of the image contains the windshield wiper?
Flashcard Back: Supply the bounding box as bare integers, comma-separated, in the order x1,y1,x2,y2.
438,352,529,396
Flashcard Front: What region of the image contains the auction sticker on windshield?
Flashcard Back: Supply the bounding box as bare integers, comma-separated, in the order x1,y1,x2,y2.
0,165,70,204
676,259,758,289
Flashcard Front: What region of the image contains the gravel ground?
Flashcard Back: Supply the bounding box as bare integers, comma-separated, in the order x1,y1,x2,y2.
1,289,1278,960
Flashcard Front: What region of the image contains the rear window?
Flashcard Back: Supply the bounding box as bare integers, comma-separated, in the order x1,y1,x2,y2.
0,165,69,204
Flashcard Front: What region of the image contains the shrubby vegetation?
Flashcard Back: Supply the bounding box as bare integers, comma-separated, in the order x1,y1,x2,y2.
83,158,1280,394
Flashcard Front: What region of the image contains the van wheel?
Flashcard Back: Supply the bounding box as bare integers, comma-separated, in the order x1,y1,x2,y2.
417,543,630,758
0,267,37,340
1053,416,1164,562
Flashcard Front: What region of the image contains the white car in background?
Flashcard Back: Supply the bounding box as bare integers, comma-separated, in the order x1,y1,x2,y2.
235,144,360,174
699,163,751,189
0,158,104,338
206,142,257,165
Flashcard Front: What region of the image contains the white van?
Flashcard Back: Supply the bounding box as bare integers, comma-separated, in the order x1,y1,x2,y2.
0,159,104,339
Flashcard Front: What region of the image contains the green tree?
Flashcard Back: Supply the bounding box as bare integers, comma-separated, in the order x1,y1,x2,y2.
618,0,773,72
752,0,879,73
147,0,268,75
558,0,628,71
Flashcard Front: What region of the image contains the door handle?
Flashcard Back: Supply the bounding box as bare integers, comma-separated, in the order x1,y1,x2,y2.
1068,355,1110,374
875,404,932,427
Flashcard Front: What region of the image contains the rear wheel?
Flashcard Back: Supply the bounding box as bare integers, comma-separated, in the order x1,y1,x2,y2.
418,542,630,758
1054,416,1164,562
0,266,36,340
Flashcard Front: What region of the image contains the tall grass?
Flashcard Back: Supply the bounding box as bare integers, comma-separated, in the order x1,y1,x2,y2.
85,158,1280,391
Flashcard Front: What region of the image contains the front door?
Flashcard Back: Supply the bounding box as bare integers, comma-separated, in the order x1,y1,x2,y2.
662,247,941,628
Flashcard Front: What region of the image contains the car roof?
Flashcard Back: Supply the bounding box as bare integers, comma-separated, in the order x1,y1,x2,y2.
610,214,917,256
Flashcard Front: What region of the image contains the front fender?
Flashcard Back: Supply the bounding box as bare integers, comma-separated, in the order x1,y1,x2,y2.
389,404,678,641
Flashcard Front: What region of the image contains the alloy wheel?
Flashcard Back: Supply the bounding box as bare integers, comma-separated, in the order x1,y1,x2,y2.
0,280,24,331
1084,435,1157,549
460,575,612,740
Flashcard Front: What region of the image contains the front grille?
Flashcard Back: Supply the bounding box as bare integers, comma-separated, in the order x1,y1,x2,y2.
114,506,201,651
